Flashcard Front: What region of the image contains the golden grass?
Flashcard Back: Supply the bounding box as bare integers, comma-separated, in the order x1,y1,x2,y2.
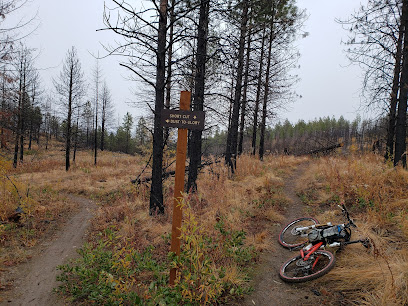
299,154,408,227
0,141,149,277
297,153,408,305
88,153,295,258
7,140,407,304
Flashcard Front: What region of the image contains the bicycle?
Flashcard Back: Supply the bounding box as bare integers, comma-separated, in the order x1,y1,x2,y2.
278,204,370,283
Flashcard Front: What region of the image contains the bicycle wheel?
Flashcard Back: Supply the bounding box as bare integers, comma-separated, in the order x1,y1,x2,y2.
279,250,335,283
278,217,319,249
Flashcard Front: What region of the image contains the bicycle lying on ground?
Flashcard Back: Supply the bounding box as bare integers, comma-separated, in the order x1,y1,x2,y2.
278,204,370,283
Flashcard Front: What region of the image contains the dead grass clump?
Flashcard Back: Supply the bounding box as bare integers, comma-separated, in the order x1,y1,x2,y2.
298,154,408,220
235,154,309,179
13,150,146,198
0,183,75,267
297,154,408,305
323,247,408,305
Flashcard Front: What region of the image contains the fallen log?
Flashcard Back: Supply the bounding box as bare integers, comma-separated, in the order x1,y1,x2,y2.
131,159,221,185
308,143,343,155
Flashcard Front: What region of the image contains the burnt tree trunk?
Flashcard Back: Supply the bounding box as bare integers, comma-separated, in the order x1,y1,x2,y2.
28,123,32,150
225,0,249,172
251,27,266,155
187,0,210,192
228,78,234,130
19,66,27,163
0,68,5,149
94,97,98,165
101,92,106,151
385,14,404,162
66,68,73,171
28,85,36,151
13,61,23,168
150,0,168,215
395,0,408,168
238,24,252,155
19,108,24,162
259,20,274,161
101,115,105,151
164,0,175,144
73,110,79,162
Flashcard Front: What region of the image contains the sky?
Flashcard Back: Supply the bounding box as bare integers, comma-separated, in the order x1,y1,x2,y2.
6,0,369,128
291,0,367,123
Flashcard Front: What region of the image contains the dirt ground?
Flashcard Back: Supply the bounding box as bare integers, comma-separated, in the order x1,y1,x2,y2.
0,195,96,306
235,163,326,306
1,163,331,306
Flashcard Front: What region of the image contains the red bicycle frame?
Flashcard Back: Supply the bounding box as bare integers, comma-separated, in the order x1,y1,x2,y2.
301,241,323,261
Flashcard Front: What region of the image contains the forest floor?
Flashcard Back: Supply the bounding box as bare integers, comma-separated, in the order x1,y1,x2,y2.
0,195,96,305
2,149,406,305
235,162,326,306
0,162,333,305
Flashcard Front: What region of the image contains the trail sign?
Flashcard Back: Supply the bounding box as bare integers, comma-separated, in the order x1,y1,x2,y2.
161,109,205,130
169,91,191,286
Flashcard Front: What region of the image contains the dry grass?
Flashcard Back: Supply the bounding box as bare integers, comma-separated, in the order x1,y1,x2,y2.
1,141,297,281
1,142,306,272
89,153,298,258
0,173,73,268
0,141,147,286
6,140,406,304
297,153,408,305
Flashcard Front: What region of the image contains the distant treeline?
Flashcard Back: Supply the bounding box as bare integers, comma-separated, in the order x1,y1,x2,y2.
44,112,152,156
203,115,387,156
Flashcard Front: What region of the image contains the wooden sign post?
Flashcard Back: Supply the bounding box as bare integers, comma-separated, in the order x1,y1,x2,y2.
162,91,205,286
169,91,190,285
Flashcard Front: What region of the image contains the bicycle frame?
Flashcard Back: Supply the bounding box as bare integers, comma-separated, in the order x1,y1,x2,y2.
300,241,323,261
295,223,342,233
299,239,368,260
279,205,371,283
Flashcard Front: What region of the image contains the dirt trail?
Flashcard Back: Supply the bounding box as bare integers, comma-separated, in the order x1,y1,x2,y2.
236,162,324,306
1,195,96,306
1,164,324,306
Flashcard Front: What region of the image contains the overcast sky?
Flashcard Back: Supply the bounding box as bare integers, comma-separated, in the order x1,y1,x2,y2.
292,0,366,123
8,0,368,127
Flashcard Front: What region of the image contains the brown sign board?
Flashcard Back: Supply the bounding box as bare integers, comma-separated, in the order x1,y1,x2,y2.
161,109,205,130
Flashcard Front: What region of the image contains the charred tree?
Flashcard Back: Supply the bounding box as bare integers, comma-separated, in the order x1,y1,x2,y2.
73,108,79,162
225,0,249,173
13,61,23,168
100,82,113,151
93,60,102,165
54,47,85,171
238,24,252,156
150,0,169,215
385,14,404,162
187,0,210,192
395,0,408,168
259,20,274,161
252,27,266,155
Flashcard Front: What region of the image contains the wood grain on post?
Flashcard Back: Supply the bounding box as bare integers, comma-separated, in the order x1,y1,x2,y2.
169,91,191,285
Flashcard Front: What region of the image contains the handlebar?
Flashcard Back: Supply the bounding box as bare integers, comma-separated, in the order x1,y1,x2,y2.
337,204,356,227
342,238,371,248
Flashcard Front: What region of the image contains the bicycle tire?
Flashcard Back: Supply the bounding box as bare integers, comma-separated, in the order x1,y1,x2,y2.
279,250,335,283
278,217,319,249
